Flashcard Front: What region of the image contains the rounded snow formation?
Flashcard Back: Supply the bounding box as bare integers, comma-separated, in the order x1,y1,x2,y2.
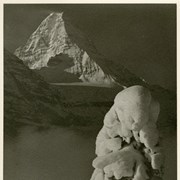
91,85,164,180
14,12,116,86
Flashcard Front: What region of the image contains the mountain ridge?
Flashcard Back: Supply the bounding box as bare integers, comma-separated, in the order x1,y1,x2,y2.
5,49,125,133
4,49,70,133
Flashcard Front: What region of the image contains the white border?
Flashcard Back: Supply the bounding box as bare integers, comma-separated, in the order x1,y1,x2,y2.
1,1,179,3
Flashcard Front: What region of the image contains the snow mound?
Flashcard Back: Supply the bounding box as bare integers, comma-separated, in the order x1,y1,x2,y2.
91,85,164,180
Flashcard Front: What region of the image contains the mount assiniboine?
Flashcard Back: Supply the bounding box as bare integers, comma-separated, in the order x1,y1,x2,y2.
13,12,176,129
14,12,145,87
14,12,116,86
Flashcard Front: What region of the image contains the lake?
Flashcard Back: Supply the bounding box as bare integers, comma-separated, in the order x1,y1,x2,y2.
4,126,176,180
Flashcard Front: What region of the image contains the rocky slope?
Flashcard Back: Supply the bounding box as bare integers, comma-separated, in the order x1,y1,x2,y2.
4,49,70,134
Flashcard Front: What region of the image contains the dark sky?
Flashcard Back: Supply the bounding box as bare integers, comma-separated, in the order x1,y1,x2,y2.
4,4,176,91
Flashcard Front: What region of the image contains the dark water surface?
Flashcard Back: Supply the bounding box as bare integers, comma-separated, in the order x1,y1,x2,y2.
4,126,96,180
4,126,176,180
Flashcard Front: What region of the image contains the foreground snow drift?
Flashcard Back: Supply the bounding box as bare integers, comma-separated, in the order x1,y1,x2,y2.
91,85,164,180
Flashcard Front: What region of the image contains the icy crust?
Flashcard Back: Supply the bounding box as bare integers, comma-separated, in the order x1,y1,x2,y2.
14,12,116,85
91,85,164,180
92,145,148,180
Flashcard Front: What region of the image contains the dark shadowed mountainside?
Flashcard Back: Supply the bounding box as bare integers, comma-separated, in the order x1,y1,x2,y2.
4,49,69,134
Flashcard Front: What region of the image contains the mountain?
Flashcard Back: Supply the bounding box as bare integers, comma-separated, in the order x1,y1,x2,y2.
13,12,176,130
14,12,145,87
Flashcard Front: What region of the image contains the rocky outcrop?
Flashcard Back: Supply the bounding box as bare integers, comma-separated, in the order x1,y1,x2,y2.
91,86,164,180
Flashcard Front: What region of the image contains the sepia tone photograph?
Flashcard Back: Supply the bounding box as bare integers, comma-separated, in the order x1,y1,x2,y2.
3,4,176,180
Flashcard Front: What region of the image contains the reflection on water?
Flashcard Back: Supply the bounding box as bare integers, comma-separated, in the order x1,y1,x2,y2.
4,126,176,180
4,126,96,180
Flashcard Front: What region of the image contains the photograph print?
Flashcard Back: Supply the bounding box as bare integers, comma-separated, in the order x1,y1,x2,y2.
4,4,177,180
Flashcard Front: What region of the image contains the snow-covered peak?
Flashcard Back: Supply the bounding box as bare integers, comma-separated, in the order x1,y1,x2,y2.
42,12,64,24
15,12,67,68
49,12,63,17
14,12,117,86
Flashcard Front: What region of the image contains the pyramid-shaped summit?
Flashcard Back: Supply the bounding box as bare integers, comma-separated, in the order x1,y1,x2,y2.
14,12,117,86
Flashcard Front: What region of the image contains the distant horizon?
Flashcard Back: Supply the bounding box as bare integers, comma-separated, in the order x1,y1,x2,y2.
4,4,176,91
